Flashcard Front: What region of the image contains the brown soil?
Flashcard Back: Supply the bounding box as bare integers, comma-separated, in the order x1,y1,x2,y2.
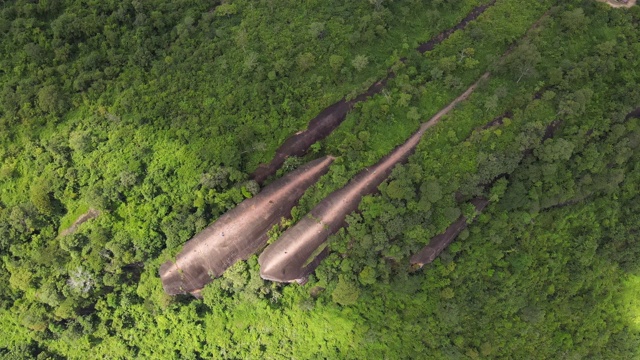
159,156,334,296
597,0,636,8
259,74,489,283
410,198,489,267
59,208,100,237
250,2,496,184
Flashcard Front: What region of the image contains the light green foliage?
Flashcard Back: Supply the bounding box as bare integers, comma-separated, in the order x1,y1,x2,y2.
215,3,238,17
1,0,640,358
329,54,345,73
30,183,54,215
358,266,377,285
297,52,316,72
309,22,326,39
332,275,361,305
351,54,369,72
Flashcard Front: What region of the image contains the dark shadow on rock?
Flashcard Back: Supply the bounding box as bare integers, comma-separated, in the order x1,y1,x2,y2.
410,198,488,267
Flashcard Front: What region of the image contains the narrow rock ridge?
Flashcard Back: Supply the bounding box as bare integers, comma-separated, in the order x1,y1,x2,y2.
259,74,489,283
411,102,639,267
625,107,640,120
251,78,389,184
251,2,496,184
159,156,335,295
417,0,497,54
410,198,489,267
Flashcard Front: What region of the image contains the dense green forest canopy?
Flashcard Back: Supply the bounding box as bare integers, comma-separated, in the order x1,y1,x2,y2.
1,0,639,358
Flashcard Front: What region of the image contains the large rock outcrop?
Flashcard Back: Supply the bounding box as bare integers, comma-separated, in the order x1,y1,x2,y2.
160,156,334,295
259,74,488,283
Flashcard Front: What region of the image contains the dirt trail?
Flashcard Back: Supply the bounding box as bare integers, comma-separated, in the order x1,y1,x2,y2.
59,208,100,237
251,2,496,184
410,198,488,267
259,74,489,283
159,156,334,296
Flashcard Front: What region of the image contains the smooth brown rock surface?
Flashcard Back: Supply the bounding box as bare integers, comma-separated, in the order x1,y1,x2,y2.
160,156,334,295
259,74,489,283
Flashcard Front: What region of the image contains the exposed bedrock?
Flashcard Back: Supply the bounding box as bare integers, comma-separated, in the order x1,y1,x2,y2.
259,74,489,283
259,127,428,283
251,78,389,184
251,2,496,184
410,198,489,268
416,0,496,54
159,155,335,296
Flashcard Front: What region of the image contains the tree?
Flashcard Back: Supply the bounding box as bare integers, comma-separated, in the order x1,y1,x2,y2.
297,52,316,72
200,166,231,189
421,180,443,203
558,88,593,120
332,275,360,305
20,305,49,332
215,4,238,17
30,183,54,215
69,129,92,153
438,55,457,73
561,8,590,33
484,95,499,113
407,107,421,121
37,85,66,115
67,267,94,294
503,41,541,83
489,178,509,202
368,0,387,11
351,55,369,72
534,138,575,163
309,22,326,39
329,55,344,73
119,171,137,188
359,266,377,285
244,52,259,72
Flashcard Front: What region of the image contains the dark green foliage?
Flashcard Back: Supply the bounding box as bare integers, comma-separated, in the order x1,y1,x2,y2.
1,0,639,358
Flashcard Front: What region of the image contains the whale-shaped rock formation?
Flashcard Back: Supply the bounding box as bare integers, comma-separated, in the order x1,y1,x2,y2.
258,126,430,283
259,74,489,283
160,155,334,296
